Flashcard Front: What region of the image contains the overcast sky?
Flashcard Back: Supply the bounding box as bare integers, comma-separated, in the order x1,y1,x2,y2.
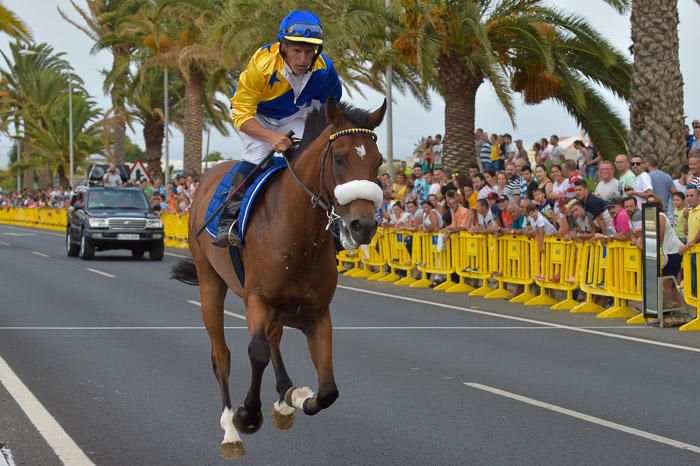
1,0,699,168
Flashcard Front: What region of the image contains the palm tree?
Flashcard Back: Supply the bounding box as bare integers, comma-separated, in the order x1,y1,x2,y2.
0,2,33,42
59,0,144,164
628,0,684,176
355,0,632,172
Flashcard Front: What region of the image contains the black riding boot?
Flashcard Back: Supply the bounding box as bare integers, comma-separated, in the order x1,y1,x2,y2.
212,171,249,248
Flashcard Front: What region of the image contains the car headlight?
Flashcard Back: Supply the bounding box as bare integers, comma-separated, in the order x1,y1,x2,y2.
146,218,163,228
88,218,109,228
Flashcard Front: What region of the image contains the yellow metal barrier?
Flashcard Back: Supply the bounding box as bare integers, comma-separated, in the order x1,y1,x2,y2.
570,241,610,314
0,207,66,232
448,233,495,296
600,241,643,320
381,229,419,286
680,246,700,331
525,237,580,310
412,232,456,290
161,213,189,249
343,227,386,279
485,235,536,302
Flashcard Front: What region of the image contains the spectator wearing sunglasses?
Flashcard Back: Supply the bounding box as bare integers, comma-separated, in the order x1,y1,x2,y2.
627,155,653,208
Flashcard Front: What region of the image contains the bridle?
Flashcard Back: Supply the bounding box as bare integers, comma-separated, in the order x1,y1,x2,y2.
280,127,381,234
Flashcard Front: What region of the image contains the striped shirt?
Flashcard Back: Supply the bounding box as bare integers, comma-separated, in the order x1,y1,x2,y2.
479,141,493,165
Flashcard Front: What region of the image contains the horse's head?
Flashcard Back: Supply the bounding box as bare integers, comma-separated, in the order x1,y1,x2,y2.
324,98,387,249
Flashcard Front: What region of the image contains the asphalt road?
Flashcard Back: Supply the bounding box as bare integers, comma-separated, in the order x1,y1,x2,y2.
1,223,700,465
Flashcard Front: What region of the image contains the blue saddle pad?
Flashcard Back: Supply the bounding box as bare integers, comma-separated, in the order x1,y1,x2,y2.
204,158,287,243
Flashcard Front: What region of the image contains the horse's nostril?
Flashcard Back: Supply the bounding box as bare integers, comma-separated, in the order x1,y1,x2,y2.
350,219,363,232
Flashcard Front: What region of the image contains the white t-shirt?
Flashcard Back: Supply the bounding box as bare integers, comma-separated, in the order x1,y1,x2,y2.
529,212,557,235
595,178,620,201
478,210,496,229
634,172,653,208
428,182,441,197
660,213,683,255
103,172,121,187
550,145,564,162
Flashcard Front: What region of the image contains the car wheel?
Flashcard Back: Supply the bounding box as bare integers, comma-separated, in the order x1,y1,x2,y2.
131,248,145,259
79,232,95,260
66,230,79,257
149,242,164,261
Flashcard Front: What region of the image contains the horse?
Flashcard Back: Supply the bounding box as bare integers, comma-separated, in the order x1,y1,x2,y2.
171,98,387,459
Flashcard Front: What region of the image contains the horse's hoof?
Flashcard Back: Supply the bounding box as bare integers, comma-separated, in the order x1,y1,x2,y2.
271,406,295,431
284,386,315,410
220,441,245,460
233,405,263,434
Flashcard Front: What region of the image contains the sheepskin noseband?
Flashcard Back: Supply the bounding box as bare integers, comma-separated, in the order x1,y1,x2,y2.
333,180,383,209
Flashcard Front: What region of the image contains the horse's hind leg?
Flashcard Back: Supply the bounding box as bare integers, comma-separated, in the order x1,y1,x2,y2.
286,309,339,416
266,323,295,430
232,294,270,434
196,258,244,459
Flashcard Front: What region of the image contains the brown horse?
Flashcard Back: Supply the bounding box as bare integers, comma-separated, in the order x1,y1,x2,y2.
172,98,386,459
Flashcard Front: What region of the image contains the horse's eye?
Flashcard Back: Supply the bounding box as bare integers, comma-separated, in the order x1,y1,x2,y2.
333,154,345,165
377,157,385,168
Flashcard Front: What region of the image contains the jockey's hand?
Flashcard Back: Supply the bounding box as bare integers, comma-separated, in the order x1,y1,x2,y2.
269,132,294,153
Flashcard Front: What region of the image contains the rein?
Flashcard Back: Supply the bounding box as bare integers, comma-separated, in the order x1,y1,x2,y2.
281,127,379,233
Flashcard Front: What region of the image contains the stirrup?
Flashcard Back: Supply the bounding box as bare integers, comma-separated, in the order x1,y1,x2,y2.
212,222,242,248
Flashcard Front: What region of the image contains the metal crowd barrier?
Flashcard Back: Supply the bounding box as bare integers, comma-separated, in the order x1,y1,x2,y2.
526,237,580,310
680,245,700,331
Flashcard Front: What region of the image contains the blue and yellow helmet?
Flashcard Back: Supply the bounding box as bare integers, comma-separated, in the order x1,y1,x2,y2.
277,10,324,45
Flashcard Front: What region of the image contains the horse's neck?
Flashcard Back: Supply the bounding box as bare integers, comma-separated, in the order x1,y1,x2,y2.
273,130,332,244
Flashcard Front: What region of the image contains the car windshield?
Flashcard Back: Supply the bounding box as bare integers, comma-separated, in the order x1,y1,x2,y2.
87,190,149,210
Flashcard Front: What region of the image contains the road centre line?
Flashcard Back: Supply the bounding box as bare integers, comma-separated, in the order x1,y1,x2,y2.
186,300,246,321
466,382,700,455
0,240,10,246
0,224,62,237
0,354,94,465
337,285,700,354
32,251,49,258
86,268,116,278
165,252,189,258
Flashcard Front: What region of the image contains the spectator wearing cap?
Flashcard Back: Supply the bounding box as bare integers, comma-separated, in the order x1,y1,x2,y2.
598,198,631,241
525,204,558,254
628,155,654,208
594,161,620,201
573,179,607,235
614,154,636,194
564,199,596,241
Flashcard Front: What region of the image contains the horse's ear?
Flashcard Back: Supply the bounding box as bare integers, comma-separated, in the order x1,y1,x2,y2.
367,99,387,129
325,97,344,127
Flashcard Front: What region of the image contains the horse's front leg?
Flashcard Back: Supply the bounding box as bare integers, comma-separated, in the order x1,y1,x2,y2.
233,294,270,434
286,309,339,416
266,323,296,430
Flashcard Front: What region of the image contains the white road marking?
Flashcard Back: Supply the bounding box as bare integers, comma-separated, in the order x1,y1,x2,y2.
466,382,700,455
165,252,189,258
0,225,62,237
32,251,49,258
186,300,246,321
86,268,116,278
0,446,14,466
0,354,95,465
337,285,700,354
3,232,35,237
0,240,10,246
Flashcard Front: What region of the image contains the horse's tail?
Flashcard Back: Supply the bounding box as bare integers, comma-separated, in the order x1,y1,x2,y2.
170,259,199,286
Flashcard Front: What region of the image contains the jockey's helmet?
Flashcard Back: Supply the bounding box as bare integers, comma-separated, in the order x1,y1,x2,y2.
277,10,324,45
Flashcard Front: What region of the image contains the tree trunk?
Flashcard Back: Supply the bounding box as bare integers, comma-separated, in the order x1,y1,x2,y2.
56,165,70,189
629,0,685,176
22,167,34,191
112,108,127,165
183,65,204,177
438,57,483,174
143,115,164,182
38,165,52,189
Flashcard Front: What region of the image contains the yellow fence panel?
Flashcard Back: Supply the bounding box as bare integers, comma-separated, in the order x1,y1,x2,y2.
525,238,580,310
680,245,700,331
485,235,535,302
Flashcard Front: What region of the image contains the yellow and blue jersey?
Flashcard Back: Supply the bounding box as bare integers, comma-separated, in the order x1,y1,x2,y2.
230,42,342,130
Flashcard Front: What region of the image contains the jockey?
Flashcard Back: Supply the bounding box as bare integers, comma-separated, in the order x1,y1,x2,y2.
213,10,343,247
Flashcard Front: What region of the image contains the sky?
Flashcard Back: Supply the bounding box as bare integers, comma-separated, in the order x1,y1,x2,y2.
1,0,699,168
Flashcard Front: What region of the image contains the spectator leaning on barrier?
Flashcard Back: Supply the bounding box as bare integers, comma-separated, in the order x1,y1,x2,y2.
627,155,654,208
680,187,700,295
444,191,470,238
471,198,498,234
564,199,596,241
525,204,558,254
594,161,620,201
596,198,631,241
623,196,642,233
615,154,636,194
573,179,607,235
687,149,700,188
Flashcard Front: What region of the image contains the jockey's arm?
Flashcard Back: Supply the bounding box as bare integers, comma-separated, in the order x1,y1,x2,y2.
239,119,293,153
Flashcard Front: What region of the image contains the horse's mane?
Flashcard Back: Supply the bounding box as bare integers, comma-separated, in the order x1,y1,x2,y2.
289,102,374,162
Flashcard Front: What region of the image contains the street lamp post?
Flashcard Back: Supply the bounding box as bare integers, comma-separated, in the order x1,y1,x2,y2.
385,0,394,176
164,67,170,184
